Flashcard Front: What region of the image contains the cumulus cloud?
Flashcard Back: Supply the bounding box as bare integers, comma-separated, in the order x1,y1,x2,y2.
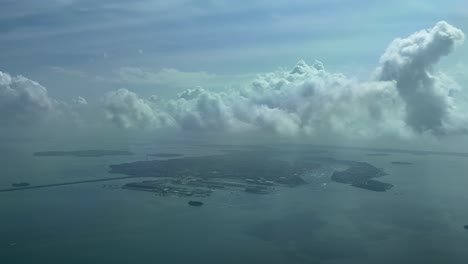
0,71,97,133
72,96,88,105
3,21,464,141
0,71,56,125
103,21,467,139
376,21,466,134
103,61,409,138
102,88,174,129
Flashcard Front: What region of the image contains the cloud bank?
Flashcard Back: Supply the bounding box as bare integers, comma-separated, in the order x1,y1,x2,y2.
103,22,467,139
376,21,465,134
103,88,174,129
1,21,466,141
0,71,90,131
0,71,56,125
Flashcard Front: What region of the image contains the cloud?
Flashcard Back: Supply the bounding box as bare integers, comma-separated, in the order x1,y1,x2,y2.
451,63,468,82
103,61,409,138
103,21,467,139
2,21,466,141
177,87,205,100
72,96,88,105
49,66,255,99
376,21,466,134
102,88,174,129
0,71,56,125
104,67,254,95
0,71,94,133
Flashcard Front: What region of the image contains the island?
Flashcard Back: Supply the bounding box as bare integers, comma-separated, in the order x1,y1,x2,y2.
464,225,468,230
110,153,308,186
122,179,213,197
147,153,183,158
12,182,30,187
110,150,394,196
111,152,317,197
188,201,203,207
2,148,396,196
331,162,393,192
391,161,413,165
352,179,393,192
34,150,133,157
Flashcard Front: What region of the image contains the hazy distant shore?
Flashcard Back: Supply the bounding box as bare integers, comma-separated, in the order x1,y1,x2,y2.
34,150,133,157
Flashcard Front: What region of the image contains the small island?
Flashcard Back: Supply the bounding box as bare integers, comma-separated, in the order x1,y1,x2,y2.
331,162,393,192
367,153,390,157
464,225,468,230
352,179,393,192
34,150,133,157
147,153,183,158
391,161,413,165
188,201,203,207
12,182,30,187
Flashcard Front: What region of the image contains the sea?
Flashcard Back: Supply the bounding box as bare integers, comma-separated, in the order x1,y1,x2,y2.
1,136,468,264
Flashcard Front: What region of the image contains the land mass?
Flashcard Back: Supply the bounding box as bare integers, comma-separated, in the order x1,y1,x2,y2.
110,153,309,186
367,153,390,157
188,201,203,206
391,161,413,165
147,153,183,158
111,152,392,195
12,182,30,187
2,150,393,195
34,150,133,157
331,162,393,192
114,153,315,197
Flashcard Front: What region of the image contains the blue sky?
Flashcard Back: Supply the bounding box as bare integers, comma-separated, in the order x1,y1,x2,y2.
1,0,467,101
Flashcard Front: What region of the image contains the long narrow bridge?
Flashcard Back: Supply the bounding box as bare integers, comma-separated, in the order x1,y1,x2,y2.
0,176,135,193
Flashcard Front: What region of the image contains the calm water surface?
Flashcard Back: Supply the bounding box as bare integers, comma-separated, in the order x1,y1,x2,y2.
1,139,468,263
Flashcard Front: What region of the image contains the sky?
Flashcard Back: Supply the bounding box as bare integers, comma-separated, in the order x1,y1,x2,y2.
1,0,468,150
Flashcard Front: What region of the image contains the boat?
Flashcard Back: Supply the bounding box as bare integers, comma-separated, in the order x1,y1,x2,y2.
188,200,203,206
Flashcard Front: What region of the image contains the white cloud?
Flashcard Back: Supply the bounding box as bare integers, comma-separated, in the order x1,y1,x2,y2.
0,71,56,125
0,71,95,132
102,88,175,129
2,21,467,142
103,61,410,138
451,63,468,82
72,96,88,105
103,21,467,140
376,21,466,134
107,67,254,94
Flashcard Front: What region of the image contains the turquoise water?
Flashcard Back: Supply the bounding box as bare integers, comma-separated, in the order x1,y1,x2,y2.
1,139,468,263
